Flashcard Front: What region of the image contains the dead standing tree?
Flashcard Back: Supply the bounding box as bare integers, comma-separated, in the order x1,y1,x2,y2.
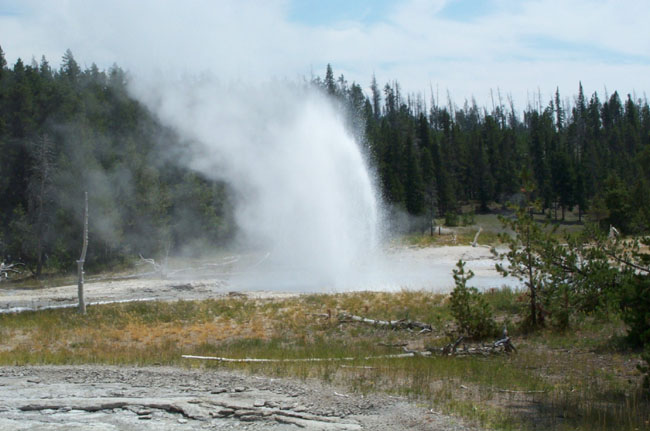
77,192,88,314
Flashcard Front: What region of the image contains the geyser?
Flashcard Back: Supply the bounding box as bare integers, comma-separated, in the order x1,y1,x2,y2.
131,78,382,289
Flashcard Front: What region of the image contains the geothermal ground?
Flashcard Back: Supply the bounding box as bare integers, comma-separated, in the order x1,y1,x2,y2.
0,245,506,430
0,245,514,313
0,365,479,430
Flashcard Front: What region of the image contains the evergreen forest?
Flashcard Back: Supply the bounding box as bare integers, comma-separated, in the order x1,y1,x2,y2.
1,46,649,276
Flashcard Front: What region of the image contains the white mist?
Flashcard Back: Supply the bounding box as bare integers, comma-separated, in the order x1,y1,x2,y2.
131,78,382,289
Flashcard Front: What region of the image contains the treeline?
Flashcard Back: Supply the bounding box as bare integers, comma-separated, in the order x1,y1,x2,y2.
1,47,649,276
316,64,650,233
0,47,233,275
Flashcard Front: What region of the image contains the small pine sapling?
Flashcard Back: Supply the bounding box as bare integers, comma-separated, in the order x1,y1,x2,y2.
450,259,497,340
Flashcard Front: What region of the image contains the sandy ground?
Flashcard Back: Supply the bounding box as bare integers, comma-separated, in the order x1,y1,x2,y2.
0,366,479,430
0,245,516,313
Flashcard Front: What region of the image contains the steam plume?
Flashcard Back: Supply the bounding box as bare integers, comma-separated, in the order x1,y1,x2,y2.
131,77,382,288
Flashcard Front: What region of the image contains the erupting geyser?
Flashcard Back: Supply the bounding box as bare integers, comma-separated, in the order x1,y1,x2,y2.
132,78,382,289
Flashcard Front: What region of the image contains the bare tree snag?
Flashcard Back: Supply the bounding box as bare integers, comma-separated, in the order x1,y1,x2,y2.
77,192,88,315
471,227,482,247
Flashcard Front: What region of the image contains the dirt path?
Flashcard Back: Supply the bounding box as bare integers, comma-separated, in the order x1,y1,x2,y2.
0,365,477,430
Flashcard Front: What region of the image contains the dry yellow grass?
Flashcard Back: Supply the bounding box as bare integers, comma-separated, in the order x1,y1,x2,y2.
0,291,646,430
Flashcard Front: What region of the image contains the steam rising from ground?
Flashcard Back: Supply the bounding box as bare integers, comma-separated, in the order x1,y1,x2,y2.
131,78,381,288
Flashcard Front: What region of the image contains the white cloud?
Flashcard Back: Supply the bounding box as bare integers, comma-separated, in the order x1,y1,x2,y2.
1,0,648,107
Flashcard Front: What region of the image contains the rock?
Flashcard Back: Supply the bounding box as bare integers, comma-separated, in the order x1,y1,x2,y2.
211,388,227,394
137,409,152,415
138,415,152,420
177,418,188,424
233,386,246,392
253,400,265,407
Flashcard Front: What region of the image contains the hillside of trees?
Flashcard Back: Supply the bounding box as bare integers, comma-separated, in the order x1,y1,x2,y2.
1,46,649,276
316,64,650,234
0,47,233,275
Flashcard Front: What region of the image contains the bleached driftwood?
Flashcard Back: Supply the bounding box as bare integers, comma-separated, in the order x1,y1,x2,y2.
0,262,23,280
183,337,516,365
129,252,268,280
182,353,418,363
497,388,546,394
441,336,464,355
471,227,483,247
337,312,432,332
428,336,517,356
138,254,165,276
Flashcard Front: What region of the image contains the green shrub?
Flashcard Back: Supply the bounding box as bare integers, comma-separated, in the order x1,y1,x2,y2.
639,347,650,397
445,212,459,227
461,211,475,226
621,274,650,348
449,260,497,340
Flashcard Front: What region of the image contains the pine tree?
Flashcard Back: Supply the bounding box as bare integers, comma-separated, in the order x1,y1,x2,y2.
61,49,81,82
0,44,6,79
421,147,438,235
27,135,56,276
8,58,34,138
0,44,6,136
554,87,565,131
324,64,336,96
404,136,424,215
370,74,381,118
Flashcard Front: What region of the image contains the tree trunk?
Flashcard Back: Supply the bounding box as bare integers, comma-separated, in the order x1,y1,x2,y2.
578,205,582,223
77,192,88,315
526,231,537,327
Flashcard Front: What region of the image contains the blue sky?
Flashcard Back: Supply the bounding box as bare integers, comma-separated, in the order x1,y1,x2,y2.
1,0,649,107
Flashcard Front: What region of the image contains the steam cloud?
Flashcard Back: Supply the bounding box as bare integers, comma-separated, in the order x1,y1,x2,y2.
130,77,382,288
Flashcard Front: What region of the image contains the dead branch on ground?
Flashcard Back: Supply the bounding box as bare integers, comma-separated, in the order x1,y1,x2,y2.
337,311,432,332
0,262,23,280
182,336,516,364
427,336,517,356
182,353,417,363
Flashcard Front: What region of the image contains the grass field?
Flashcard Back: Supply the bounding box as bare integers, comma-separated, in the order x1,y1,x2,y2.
403,207,587,248
0,289,646,430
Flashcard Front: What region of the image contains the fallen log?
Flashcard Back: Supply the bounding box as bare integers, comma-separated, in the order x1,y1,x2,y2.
493,336,517,353
428,336,516,356
182,353,417,363
442,336,464,355
183,337,516,364
497,388,547,394
337,312,432,332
